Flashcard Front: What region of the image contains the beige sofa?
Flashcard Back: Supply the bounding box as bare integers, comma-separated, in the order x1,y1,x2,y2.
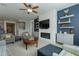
0,33,15,44
53,44,79,56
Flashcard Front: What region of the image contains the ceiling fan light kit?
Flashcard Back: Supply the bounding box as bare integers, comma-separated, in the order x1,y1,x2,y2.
27,8,32,12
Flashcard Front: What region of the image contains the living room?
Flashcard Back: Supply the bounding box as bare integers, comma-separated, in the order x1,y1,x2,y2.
0,3,79,56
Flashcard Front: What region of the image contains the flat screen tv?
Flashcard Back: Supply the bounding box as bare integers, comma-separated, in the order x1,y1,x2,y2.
39,19,49,29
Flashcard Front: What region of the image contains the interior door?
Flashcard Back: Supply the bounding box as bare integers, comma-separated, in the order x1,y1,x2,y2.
6,23,15,35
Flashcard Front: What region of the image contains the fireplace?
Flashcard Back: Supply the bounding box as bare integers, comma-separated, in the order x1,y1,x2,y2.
41,32,50,39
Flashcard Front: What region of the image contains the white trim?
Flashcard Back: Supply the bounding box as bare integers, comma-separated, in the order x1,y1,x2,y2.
60,14,74,19
4,21,16,35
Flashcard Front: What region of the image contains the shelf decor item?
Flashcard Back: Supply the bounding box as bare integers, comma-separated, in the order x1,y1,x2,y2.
69,29,75,34
61,23,68,27
64,9,69,16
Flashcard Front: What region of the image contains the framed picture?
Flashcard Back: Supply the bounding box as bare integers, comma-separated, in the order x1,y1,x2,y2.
18,22,25,29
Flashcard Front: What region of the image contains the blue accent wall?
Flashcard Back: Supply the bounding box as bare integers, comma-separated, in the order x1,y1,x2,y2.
57,4,79,46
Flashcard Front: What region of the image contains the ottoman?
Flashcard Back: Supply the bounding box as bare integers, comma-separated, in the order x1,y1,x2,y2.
38,44,62,56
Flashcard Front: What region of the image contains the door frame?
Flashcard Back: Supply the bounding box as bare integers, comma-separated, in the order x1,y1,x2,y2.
4,21,16,35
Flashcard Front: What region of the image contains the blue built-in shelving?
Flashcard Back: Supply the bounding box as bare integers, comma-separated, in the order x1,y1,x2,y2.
57,4,79,46
58,14,74,29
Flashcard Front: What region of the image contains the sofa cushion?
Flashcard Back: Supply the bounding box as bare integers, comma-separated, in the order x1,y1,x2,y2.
53,50,75,56
59,50,75,56
4,33,13,39
5,34,11,39
63,44,79,55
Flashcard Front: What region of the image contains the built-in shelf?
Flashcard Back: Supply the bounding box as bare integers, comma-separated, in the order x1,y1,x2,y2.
34,17,39,31
58,21,71,24
60,26,74,29
58,9,75,34
60,14,74,19
35,22,39,24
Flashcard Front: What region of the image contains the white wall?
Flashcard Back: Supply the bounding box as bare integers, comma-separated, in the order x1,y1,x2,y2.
18,20,33,36
39,9,57,44
29,20,33,35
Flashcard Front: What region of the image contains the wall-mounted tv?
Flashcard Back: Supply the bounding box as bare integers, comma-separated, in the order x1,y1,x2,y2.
39,19,49,29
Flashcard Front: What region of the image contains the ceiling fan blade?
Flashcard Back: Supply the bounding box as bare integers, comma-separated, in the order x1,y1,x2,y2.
32,10,38,13
32,6,39,9
23,3,28,7
19,9,27,10
28,4,32,8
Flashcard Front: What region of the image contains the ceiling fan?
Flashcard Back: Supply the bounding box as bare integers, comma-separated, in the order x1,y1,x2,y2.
19,3,39,14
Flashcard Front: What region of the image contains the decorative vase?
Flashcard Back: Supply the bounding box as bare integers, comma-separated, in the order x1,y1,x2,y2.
64,9,69,16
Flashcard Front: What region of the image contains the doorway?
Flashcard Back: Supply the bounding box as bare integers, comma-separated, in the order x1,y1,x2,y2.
6,23,15,35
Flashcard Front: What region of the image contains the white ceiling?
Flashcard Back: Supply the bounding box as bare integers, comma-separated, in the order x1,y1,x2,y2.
0,3,77,21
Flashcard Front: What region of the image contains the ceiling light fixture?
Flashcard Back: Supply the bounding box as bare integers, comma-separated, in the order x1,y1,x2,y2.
27,8,32,12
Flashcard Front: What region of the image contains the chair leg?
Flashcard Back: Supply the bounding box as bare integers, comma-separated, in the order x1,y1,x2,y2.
26,44,27,49
36,42,38,47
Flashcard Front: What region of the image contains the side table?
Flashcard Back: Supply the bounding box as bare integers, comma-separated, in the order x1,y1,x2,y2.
15,36,21,41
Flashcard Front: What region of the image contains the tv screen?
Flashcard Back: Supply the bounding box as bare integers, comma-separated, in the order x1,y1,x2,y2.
39,19,49,29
